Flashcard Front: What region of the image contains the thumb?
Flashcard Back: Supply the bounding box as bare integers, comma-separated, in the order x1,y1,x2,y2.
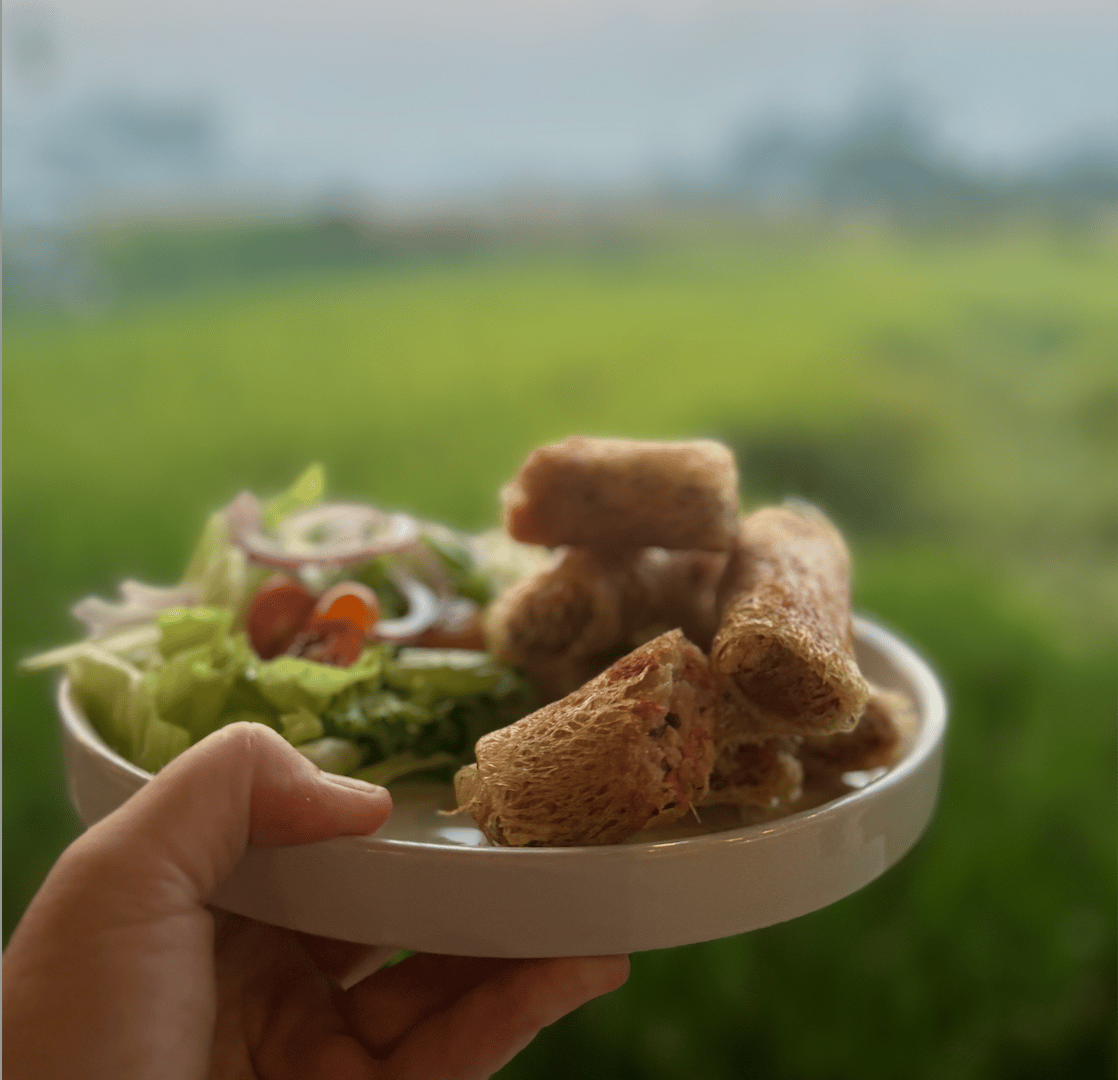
78,721,392,907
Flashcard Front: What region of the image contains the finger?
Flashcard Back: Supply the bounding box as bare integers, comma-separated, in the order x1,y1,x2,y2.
342,954,518,1054
344,954,629,1079
211,914,381,1080
384,955,630,1080
75,721,392,908
294,931,384,984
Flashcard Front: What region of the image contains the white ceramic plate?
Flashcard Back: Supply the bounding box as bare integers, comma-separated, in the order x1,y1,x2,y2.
59,615,946,958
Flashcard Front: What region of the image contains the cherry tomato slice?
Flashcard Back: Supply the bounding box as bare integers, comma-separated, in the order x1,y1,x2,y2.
289,619,366,667
246,576,317,659
309,582,381,635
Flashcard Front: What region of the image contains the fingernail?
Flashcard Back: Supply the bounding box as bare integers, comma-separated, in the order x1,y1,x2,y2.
321,774,391,799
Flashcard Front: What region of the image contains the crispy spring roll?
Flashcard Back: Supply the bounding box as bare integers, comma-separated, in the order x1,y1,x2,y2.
710,505,870,737
502,437,739,552
483,548,630,701
631,547,728,653
454,630,717,846
485,547,728,701
799,685,917,796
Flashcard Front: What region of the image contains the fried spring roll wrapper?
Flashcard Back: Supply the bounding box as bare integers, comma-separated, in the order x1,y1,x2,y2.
485,547,728,701
799,685,917,796
710,505,870,737
631,548,728,653
502,437,740,552
483,548,629,701
454,630,717,847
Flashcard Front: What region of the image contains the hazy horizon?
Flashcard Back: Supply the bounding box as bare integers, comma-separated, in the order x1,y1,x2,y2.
4,0,1116,218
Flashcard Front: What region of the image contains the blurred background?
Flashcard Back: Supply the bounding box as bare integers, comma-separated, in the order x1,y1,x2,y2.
4,0,1115,1076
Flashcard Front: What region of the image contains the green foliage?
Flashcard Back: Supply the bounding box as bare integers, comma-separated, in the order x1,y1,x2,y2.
4,222,1114,1077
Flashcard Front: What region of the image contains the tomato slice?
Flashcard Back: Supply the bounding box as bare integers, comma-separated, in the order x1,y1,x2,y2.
289,619,366,667
308,581,381,635
246,576,318,659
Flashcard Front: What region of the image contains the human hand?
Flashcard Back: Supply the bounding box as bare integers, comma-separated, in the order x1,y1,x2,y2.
3,723,629,1079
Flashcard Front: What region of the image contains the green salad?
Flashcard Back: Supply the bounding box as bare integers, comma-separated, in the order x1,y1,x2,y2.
24,465,543,784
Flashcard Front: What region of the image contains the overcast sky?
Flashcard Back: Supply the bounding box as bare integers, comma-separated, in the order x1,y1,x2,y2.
4,0,1116,203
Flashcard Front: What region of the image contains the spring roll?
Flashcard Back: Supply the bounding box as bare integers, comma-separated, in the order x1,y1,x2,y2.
454,630,717,846
485,546,728,701
631,547,728,653
710,504,870,737
798,685,917,797
484,548,630,700
502,437,739,552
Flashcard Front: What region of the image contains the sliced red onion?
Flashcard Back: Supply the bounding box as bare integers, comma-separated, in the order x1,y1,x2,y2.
396,537,455,597
225,490,263,539
72,579,202,637
372,574,442,642
436,595,481,633
234,502,419,569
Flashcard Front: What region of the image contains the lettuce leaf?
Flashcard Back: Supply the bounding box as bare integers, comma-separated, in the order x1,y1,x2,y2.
179,510,258,613
262,463,325,533
251,646,385,714
384,649,502,702
157,606,233,659
67,648,144,759
152,633,252,743
419,530,492,606
325,687,432,737
351,558,409,618
137,719,191,773
279,707,326,746
153,647,236,743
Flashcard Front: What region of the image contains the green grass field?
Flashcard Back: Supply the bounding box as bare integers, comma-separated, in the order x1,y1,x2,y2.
5,220,1115,1078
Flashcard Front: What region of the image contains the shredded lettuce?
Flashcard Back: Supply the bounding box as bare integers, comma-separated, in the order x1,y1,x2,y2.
262,462,325,533
137,718,191,773
153,644,239,744
385,649,502,702
67,647,144,759
157,606,233,658
279,707,326,746
22,624,161,672
252,646,386,714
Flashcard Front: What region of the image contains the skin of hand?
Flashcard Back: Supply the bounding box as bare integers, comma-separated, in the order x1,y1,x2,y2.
3,722,629,1080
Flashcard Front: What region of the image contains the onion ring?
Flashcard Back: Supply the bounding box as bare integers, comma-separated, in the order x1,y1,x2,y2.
372,574,442,642
234,502,419,569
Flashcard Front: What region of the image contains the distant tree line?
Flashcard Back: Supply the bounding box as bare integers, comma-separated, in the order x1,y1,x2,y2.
708,92,1118,220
